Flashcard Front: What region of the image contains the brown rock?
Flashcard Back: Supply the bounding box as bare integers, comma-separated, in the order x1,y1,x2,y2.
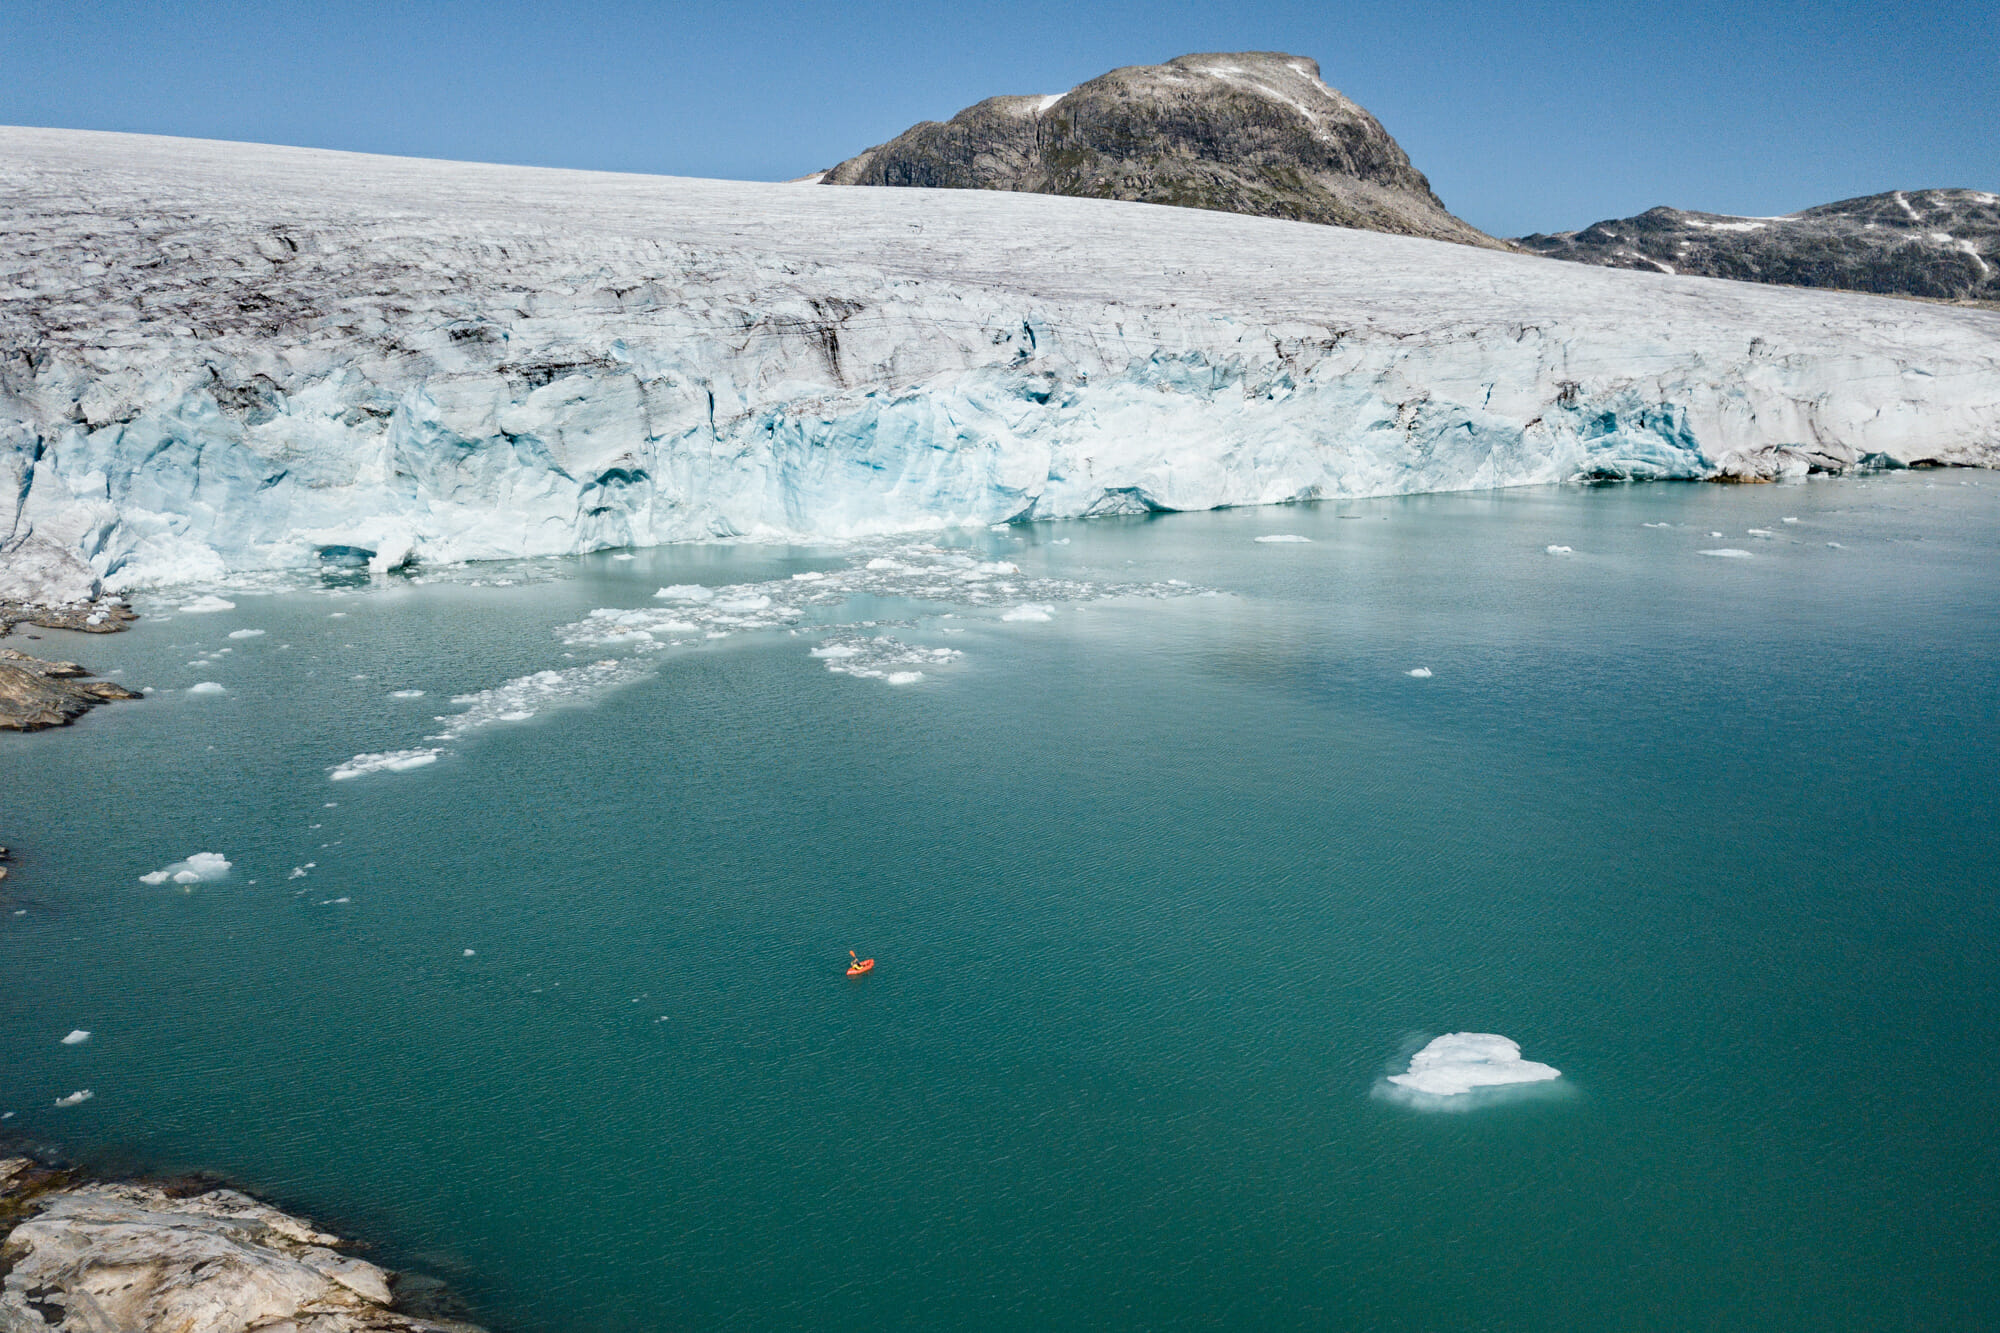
0,649,142,731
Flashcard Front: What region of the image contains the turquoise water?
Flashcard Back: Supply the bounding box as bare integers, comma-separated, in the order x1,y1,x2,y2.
4,475,1998,1331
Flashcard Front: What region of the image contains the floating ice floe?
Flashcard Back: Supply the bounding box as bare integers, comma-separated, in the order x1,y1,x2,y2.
390,689,425,698
61,1030,91,1045
331,748,441,780
227,628,265,638
655,584,714,601
1254,534,1312,543
1407,667,1434,678
1698,548,1754,558
1747,528,1776,537
54,1090,93,1108
809,633,961,683
437,659,639,739
1827,542,1845,549
1386,1032,1562,1098
612,553,635,560
463,948,477,956
1001,604,1055,622
180,595,236,613
187,681,226,694
139,851,231,885
1545,544,1573,554
1782,516,1800,524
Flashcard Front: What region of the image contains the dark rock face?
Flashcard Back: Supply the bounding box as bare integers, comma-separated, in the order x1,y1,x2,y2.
821,52,1503,249
1517,190,2000,300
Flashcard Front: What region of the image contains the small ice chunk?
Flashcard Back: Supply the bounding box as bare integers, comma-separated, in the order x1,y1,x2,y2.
329,612,348,618
612,553,636,560
790,571,827,582
187,681,226,694
1002,604,1054,622
714,593,772,612
1407,667,1433,678
227,628,265,639
54,1090,94,1107
497,710,535,722
390,689,425,698
1642,522,1672,528
1826,542,1845,549
180,595,236,613
1708,531,1724,538
1545,545,1573,554
655,584,714,601
1254,534,1312,543
885,671,924,685
1781,516,1800,524
1747,528,1776,538
331,748,442,780
810,644,862,659
463,948,477,956
1699,548,1754,558
1387,1033,1561,1097
61,1030,91,1045
141,852,230,884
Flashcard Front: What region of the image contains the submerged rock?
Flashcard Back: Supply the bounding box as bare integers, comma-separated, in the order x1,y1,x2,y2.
0,1158,486,1333
0,648,141,731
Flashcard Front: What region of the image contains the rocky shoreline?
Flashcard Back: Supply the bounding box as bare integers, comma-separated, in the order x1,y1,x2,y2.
0,598,142,732
1,1155,489,1333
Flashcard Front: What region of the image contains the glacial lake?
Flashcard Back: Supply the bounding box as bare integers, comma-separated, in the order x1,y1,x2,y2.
4,473,1997,1331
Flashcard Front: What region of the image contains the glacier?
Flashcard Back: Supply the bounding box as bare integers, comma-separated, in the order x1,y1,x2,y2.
3,126,1998,595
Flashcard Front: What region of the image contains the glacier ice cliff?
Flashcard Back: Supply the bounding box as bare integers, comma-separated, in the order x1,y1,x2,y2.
2,127,1997,592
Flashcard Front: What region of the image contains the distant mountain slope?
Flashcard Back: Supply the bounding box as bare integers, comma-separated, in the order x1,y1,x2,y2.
1517,190,2000,300
819,52,1503,249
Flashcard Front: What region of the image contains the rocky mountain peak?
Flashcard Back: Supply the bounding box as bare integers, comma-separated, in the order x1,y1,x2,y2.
1516,188,2000,300
819,52,1503,248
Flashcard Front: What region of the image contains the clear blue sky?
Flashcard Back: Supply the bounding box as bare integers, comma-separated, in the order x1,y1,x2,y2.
5,0,1994,236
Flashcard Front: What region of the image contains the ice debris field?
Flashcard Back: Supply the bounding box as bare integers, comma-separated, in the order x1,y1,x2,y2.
318,539,1202,781
3,126,1998,603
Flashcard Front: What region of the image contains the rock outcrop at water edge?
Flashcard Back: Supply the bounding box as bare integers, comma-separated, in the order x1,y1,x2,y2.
0,1158,487,1333
0,648,140,731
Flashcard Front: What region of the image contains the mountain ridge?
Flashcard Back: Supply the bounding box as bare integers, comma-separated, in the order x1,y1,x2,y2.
820,52,1503,249
1517,189,2000,301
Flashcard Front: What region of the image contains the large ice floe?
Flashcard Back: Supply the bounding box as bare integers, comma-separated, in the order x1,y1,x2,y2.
3,126,1998,596
1383,1033,1563,1106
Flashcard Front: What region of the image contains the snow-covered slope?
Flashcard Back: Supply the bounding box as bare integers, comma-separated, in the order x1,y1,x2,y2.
3,127,1997,593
